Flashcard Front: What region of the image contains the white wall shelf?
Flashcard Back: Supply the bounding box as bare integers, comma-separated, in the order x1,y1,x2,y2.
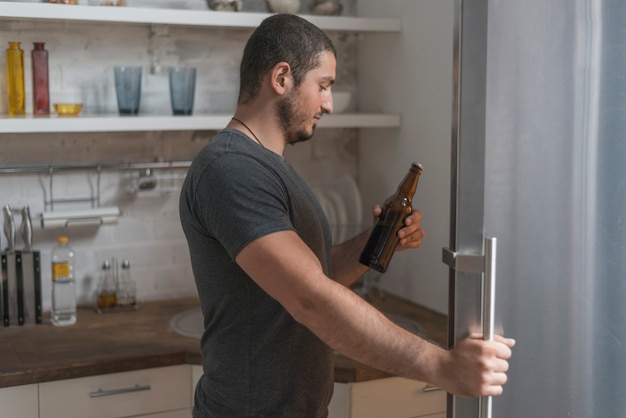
0,2,401,32
0,113,400,133
0,2,402,133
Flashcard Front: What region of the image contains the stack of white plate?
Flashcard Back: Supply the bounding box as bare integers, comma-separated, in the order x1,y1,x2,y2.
311,175,362,244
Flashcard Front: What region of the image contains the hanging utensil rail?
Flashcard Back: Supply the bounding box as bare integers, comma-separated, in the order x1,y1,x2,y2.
0,160,192,215
0,160,192,176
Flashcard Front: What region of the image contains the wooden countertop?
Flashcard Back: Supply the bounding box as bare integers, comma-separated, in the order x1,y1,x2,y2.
0,291,447,388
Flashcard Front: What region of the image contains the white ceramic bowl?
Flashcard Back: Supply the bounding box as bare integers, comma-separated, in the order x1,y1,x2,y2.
332,91,352,113
266,0,300,13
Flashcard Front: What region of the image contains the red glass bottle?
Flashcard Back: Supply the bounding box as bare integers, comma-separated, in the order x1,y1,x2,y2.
31,42,50,116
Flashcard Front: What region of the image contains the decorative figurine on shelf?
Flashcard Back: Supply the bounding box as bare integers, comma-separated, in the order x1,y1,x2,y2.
207,0,243,11
309,0,342,15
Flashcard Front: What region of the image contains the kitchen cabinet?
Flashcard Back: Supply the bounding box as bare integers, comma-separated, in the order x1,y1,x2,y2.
192,364,444,417
39,365,191,418
328,377,446,418
0,1,401,134
191,364,202,406
0,298,448,416
0,383,39,418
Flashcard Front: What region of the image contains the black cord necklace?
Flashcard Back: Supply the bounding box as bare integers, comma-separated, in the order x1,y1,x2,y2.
231,117,265,148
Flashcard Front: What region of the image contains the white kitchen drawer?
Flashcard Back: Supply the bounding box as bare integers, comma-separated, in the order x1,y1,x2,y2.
39,365,191,418
332,377,446,418
0,384,39,418
131,409,191,418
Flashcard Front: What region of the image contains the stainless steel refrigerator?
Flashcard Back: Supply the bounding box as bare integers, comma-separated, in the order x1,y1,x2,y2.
446,0,626,417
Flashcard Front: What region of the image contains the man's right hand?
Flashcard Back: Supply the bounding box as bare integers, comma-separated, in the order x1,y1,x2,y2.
439,334,515,397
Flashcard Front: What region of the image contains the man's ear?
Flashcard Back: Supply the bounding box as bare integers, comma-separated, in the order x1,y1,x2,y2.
270,62,293,95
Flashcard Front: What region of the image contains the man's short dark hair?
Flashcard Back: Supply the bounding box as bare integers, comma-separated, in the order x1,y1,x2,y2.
238,14,337,104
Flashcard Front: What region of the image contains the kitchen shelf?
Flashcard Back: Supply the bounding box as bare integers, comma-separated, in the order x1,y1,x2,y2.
0,2,401,32
0,113,401,133
0,3,402,134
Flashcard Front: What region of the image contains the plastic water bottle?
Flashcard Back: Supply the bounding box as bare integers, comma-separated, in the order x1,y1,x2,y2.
51,236,77,326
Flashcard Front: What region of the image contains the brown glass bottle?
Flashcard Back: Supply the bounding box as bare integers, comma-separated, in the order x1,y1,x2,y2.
31,42,50,116
359,162,423,273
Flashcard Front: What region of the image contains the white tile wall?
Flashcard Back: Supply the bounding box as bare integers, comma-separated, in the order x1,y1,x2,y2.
0,3,359,311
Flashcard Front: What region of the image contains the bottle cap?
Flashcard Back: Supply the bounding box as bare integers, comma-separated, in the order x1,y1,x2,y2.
410,162,424,175
102,259,111,270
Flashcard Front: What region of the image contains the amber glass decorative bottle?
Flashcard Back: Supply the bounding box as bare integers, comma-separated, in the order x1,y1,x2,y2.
359,162,423,273
6,41,25,116
31,42,50,116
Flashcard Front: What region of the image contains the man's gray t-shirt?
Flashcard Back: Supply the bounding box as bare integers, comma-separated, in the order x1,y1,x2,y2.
179,128,335,417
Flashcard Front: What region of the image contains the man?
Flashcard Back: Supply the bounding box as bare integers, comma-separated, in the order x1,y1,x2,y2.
179,13,514,418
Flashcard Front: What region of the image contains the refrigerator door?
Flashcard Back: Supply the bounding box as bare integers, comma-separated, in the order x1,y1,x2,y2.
450,0,626,417
445,0,489,416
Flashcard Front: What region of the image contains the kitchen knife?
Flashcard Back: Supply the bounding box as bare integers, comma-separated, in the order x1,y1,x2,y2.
10,205,25,325
15,250,24,326
20,206,36,325
33,250,42,324
3,205,21,326
1,228,7,327
5,205,24,325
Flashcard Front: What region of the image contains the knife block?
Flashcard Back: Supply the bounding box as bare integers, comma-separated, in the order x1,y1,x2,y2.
1,249,42,327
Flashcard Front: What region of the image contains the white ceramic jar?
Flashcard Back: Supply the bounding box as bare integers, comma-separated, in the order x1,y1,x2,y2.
265,0,300,14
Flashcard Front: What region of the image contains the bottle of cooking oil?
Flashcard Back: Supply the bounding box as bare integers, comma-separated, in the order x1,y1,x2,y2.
51,236,77,326
6,41,25,116
359,162,423,273
97,259,117,311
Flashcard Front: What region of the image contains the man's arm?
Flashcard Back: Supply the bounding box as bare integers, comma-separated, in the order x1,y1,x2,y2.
235,229,513,397
330,228,370,286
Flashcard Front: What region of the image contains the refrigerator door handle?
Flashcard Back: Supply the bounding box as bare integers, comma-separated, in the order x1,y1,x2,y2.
481,237,497,418
442,238,498,417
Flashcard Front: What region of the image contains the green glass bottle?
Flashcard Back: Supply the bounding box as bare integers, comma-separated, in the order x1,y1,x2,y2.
6,41,25,116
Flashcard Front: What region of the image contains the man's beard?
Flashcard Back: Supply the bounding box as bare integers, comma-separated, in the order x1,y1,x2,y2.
277,92,316,145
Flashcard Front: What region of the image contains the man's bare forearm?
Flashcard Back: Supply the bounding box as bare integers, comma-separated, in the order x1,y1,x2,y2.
331,228,372,286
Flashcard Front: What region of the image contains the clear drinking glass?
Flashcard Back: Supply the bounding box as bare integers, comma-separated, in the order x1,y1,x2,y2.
169,67,196,115
114,66,142,115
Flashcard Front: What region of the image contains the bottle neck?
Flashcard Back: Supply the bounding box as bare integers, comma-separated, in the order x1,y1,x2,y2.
396,163,423,197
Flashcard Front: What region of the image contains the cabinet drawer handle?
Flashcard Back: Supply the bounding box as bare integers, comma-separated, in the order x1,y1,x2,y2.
89,384,151,398
423,384,442,393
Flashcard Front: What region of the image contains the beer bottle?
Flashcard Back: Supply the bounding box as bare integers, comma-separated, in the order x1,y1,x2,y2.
359,162,423,273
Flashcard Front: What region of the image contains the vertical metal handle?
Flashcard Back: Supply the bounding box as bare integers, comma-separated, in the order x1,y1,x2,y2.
481,237,497,418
